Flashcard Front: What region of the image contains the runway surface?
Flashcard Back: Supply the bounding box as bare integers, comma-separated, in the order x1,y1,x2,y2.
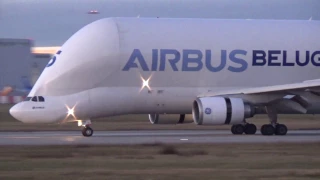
0,130,320,145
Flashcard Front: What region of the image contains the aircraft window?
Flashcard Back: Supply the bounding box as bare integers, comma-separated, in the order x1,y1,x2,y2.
39,96,45,102
31,96,38,102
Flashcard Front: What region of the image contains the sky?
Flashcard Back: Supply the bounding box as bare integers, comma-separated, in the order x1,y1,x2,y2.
0,0,319,46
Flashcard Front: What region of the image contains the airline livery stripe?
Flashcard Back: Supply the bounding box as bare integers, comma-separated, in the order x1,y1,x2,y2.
225,98,232,124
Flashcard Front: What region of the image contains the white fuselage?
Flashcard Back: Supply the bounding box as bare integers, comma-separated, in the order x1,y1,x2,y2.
9,17,320,123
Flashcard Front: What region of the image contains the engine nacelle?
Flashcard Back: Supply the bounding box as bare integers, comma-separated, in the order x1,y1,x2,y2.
192,97,255,125
148,114,192,124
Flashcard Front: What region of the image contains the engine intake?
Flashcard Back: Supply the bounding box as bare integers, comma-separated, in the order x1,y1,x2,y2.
192,97,254,125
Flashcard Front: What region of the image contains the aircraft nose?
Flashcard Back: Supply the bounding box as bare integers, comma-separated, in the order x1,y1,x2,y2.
9,101,67,124
9,103,24,122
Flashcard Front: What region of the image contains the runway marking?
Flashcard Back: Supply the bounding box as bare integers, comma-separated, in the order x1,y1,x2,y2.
8,137,41,139
180,139,189,141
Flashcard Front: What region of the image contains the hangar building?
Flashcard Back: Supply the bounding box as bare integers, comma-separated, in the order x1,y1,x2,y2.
0,38,52,102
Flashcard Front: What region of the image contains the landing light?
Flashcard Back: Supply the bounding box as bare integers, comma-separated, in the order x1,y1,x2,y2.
67,108,74,116
65,104,77,120
140,75,152,92
142,78,150,89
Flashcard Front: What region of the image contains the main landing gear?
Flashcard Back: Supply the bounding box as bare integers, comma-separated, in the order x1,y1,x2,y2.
231,123,257,135
260,106,287,136
230,106,288,136
78,120,94,137
260,124,287,136
231,123,287,136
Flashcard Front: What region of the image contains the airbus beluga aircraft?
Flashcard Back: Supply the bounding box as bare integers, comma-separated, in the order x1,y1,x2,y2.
9,17,320,137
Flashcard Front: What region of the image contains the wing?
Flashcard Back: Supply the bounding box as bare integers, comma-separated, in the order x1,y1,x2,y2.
199,79,320,114
200,79,320,96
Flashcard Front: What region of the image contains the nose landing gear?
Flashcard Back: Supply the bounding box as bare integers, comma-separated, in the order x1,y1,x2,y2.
82,126,93,137
78,120,93,137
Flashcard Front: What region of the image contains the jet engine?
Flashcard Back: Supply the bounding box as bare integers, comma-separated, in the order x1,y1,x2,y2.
192,97,255,125
148,114,193,124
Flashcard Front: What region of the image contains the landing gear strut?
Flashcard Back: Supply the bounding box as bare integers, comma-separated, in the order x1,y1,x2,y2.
260,106,287,136
78,120,94,137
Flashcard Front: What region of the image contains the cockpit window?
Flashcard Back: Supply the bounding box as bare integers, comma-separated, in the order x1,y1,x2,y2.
24,97,32,101
31,96,38,102
25,96,45,102
38,96,45,102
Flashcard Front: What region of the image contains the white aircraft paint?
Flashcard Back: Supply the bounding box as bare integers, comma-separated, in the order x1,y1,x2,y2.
9,17,320,136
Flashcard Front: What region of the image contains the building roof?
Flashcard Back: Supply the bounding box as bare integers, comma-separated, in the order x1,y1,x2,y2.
32,46,60,55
